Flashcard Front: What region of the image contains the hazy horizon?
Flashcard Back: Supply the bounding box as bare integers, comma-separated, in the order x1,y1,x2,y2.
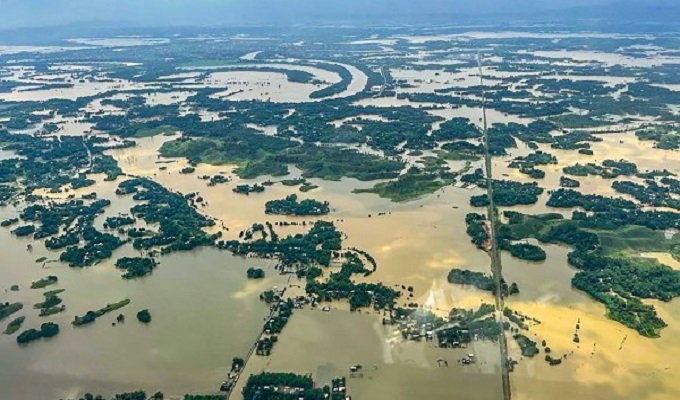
1,0,678,30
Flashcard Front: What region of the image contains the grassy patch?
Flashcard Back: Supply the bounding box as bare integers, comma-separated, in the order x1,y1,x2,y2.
3,316,25,335
161,137,403,181
354,169,452,202
434,149,481,161
0,302,23,320
595,225,679,255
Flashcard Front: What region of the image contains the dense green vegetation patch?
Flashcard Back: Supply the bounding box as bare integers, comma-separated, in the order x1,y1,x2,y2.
243,372,330,400
448,269,519,297
0,302,23,320
265,194,330,216
137,309,152,324
219,220,340,267
115,257,158,279
499,210,680,337
30,275,58,289
636,126,680,150
305,253,400,311
563,159,638,179
16,322,59,344
160,134,404,181
0,130,123,192
514,334,540,357
117,178,218,254
353,167,454,202
73,299,131,326
471,180,544,207
3,316,25,335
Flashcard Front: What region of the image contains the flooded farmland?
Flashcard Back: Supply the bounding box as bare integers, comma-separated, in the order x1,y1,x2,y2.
1,18,680,400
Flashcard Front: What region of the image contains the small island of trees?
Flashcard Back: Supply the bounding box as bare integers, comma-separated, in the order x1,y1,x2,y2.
264,194,330,216
137,309,152,324
246,267,265,279
16,322,59,344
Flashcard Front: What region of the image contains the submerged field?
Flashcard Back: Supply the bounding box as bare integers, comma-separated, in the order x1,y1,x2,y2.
0,24,680,400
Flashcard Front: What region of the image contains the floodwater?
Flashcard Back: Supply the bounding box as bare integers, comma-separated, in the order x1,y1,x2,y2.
532,50,680,67
0,77,152,102
0,59,367,104
3,87,660,399
0,173,277,399
184,61,368,102
390,67,502,93
66,38,171,47
231,309,503,400
390,32,654,43
2,38,680,400
104,131,680,400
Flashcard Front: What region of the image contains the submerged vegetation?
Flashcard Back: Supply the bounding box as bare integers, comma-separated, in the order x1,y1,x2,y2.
243,372,338,400
2,20,680,398
500,210,680,337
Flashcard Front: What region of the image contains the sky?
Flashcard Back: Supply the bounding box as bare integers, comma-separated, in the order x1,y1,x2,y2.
0,0,676,29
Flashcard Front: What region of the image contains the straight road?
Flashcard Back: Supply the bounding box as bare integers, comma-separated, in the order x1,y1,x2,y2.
478,54,512,400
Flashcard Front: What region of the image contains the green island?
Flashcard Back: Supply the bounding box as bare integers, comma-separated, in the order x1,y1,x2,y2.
559,176,581,188
508,150,557,179
305,253,400,311
16,322,59,344
233,184,265,195
115,257,158,279
30,276,58,289
514,334,540,358
219,220,341,268
34,290,66,317
390,305,497,362
0,302,23,320
563,159,638,179
104,215,136,230
612,177,680,210
636,126,680,150
160,133,404,181
3,316,26,335
470,180,544,207
116,178,219,254
246,267,265,279
73,299,131,326
136,309,152,324
135,124,178,138
353,166,454,202
501,242,547,262
264,194,330,216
